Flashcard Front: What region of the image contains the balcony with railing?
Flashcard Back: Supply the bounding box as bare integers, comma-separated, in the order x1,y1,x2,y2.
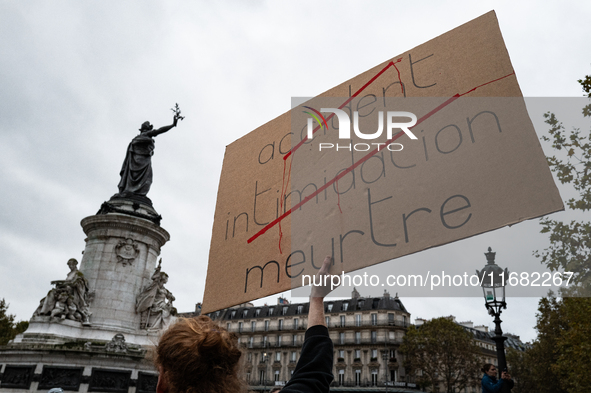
228,319,408,335
333,337,403,346
242,336,402,350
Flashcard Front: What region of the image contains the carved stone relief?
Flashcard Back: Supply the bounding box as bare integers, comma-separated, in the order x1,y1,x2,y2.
114,238,139,266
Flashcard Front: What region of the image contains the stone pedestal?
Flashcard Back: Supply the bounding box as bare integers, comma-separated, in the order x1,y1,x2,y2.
79,213,169,333
15,212,170,347
1,206,172,393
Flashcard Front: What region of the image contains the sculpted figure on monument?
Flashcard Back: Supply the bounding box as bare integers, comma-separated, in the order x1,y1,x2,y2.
136,259,176,330
33,258,92,325
113,104,184,203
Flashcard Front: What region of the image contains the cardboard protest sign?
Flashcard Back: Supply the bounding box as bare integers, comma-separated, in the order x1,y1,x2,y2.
202,11,563,313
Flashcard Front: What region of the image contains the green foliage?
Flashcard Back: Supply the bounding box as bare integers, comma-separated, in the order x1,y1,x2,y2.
0,298,29,346
399,317,481,393
525,77,591,392
509,295,591,393
535,75,591,290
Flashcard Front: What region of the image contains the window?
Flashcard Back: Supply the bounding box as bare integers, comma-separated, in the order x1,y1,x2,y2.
248,352,252,362
256,309,261,317
238,322,243,332
355,332,361,344
342,302,348,311
243,309,248,318
357,300,364,310
355,314,361,327
260,370,265,384
339,332,345,344
264,320,269,331
327,303,333,312
269,307,275,315
391,369,397,382
325,316,330,326
371,313,377,326
372,349,377,358
372,298,380,309
338,369,345,385
292,334,297,346
403,315,407,326
227,323,231,330
252,321,256,332
340,315,346,326
371,331,377,343
283,306,288,315
388,313,394,324
355,349,361,359
275,352,281,362
237,337,241,344
371,369,378,386
277,335,282,346
263,336,268,347
355,370,361,386
297,305,303,314
231,310,236,318
249,337,254,348
293,318,299,330
278,319,283,330
291,351,296,362
274,370,280,381
339,350,345,358
261,352,267,362
246,372,251,382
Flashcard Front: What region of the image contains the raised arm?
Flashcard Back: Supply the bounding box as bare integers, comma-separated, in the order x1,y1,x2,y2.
308,256,334,327
144,116,178,137
281,256,337,393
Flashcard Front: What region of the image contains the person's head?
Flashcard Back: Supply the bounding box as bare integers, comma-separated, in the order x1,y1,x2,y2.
155,316,243,393
140,121,153,132
481,363,498,377
67,258,78,270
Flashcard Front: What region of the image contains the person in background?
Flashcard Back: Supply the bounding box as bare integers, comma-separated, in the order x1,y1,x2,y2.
481,363,514,393
154,256,336,393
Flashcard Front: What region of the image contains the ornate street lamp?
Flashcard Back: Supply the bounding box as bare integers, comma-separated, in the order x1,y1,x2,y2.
476,247,509,372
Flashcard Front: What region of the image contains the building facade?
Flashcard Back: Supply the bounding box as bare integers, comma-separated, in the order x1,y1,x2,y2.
200,290,416,392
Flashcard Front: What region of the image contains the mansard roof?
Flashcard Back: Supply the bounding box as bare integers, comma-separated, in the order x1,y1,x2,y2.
213,295,408,321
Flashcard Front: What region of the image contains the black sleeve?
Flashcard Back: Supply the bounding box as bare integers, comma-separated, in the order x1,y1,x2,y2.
280,325,334,393
506,378,515,389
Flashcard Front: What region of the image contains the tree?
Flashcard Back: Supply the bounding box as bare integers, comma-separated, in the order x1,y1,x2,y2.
399,317,481,393
534,75,591,290
0,298,29,345
512,74,591,393
507,294,591,393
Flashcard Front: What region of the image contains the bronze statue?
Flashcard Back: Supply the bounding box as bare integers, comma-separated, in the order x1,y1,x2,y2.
114,104,184,202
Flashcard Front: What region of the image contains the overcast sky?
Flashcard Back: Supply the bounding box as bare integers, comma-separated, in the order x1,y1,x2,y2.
1,1,590,344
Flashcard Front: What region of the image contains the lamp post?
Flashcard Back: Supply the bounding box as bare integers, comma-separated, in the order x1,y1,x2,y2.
476,247,509,372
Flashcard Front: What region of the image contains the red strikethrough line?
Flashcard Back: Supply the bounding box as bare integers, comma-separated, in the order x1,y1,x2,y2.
248,71,516,244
